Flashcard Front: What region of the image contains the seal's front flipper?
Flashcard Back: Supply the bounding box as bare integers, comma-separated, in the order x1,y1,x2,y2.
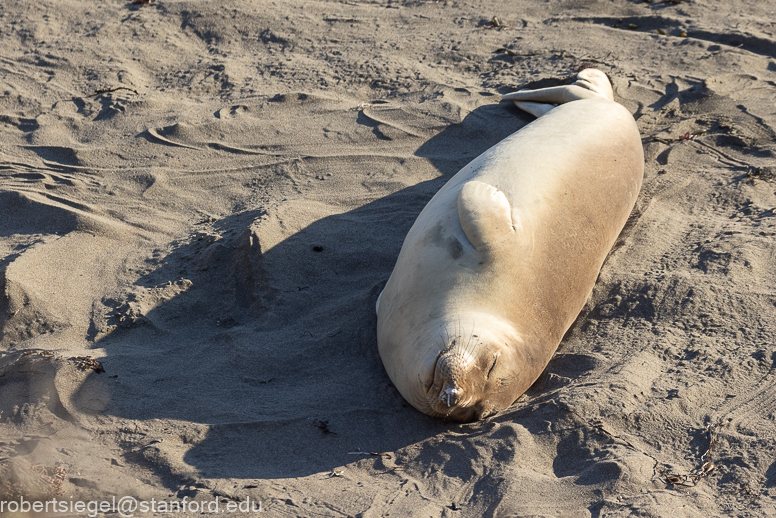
458,181,515,251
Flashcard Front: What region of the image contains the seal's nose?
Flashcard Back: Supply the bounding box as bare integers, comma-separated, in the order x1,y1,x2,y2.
434,351,471,408
441,386,462,407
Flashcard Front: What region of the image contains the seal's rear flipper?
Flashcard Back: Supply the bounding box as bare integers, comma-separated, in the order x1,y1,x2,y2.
504,69,614,117
573,69,614,100
458,181,515,251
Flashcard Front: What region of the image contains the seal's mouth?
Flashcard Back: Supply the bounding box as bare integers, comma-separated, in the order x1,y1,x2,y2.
440,387,460,407
427,395,482,422
439,387,473,409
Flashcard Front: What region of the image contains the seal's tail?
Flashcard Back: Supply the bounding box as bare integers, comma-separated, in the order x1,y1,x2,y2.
502,69,614,118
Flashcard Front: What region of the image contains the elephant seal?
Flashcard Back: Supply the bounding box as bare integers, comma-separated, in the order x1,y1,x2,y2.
375,69,644,421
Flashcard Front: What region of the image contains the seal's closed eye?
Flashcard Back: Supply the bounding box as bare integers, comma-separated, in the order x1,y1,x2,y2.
486,355,499,380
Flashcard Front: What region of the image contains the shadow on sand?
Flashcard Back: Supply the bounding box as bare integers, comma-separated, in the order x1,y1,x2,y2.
91,99,601,485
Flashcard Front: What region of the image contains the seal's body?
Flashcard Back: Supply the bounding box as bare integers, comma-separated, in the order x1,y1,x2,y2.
376,70,644,421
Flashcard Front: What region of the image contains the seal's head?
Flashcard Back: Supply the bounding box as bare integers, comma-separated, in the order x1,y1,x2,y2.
419,316,526,421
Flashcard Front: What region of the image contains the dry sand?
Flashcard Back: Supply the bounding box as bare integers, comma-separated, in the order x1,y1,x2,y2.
1,0,776,516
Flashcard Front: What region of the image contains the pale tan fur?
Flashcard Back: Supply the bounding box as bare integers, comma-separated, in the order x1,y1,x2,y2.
376,70,644,421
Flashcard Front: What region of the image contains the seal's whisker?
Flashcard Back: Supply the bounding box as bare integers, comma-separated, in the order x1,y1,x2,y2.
463,319,477,357
470,320,478,356
442,323,453,352
433,335,444,356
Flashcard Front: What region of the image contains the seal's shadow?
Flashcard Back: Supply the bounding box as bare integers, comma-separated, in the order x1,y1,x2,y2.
99,101,531,483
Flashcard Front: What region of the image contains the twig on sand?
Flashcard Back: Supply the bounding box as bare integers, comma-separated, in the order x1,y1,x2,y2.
745,166,775,184
348,450,405,471
69,356,106,373
651,130,705,144
33,465,66,497
314,420,338,435
661,421,722,488
1,464,66,499
89,86,139,98
348,450,392,459
479,16,513,30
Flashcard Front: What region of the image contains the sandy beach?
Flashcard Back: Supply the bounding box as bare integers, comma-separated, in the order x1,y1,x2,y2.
1,0,775,516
